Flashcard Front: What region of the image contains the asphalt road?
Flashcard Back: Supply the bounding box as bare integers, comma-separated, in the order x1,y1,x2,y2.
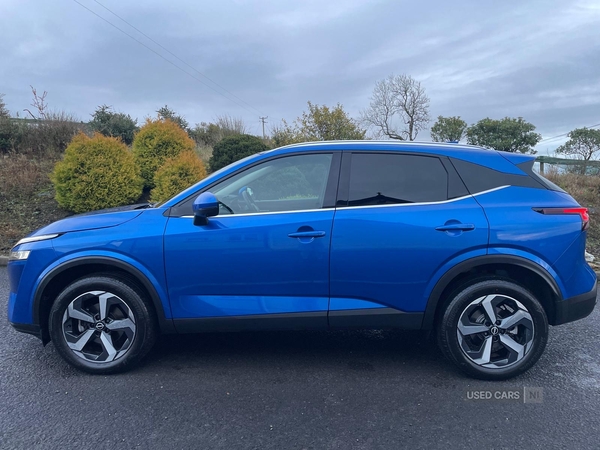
1,267,599,449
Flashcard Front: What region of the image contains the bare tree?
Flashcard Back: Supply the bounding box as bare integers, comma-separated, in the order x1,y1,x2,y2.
23,85,49,120
215,114,247,136
189,115,247,148
361,74,430,141
14,87,82,154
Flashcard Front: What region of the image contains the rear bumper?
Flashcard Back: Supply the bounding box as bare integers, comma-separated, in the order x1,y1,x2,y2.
553,280,597,325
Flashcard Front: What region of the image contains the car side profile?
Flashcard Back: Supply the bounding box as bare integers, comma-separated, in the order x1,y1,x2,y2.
7,141,597,379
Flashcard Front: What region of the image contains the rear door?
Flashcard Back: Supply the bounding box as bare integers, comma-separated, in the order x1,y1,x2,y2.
329,152,489,327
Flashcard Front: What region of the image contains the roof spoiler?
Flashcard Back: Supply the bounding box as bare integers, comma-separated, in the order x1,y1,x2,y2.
497,152,536,165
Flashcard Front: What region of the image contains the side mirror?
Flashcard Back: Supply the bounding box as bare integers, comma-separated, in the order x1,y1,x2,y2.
193,192,219,226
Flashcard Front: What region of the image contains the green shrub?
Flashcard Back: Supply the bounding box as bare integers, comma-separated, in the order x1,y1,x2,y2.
132,118,196,188
156,105,189,132
0,94,18,153
151,151,207,203
89,105,138,145
209,134,268,172
51,133,143,213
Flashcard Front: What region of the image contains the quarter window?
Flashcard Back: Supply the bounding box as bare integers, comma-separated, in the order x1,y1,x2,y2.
346,153,448,206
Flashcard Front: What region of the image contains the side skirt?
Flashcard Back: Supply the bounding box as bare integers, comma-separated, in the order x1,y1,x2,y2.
172,309,424,333
173,312,327,333
329,308,423,329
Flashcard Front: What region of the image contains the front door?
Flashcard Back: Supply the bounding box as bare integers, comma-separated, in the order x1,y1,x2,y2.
164,152,339,331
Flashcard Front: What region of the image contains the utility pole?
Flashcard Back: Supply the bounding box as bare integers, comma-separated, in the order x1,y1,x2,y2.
259,116,268,139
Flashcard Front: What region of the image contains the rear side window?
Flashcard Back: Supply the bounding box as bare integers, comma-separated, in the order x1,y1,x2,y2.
517,160,565,193
346,153,448,206
450,158,545,194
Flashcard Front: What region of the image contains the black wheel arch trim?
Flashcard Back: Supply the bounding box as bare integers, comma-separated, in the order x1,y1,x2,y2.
10,322,43,339
553,279,597,325
32,256,175,335
422,254,562,329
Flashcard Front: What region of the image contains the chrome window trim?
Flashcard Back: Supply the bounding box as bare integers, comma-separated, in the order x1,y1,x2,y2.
341,185,509,211
181,208,336,219
179,186,509,219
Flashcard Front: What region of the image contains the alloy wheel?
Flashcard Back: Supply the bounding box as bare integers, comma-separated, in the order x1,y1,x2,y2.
456,294,535,369
62,290,137,363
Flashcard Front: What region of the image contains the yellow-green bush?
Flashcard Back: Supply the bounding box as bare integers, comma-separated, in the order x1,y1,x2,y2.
133,118,196,188
151,151,207,203
51,133,143,213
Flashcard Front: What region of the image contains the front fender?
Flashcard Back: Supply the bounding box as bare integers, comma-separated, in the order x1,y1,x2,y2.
31,251,174,332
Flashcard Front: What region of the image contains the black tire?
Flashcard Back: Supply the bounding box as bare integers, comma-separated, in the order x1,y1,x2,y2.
49,275,158,374
438,278,548,380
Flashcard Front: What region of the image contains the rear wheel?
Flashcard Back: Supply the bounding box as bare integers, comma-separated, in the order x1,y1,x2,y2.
49,275,158,374
438,279,548,380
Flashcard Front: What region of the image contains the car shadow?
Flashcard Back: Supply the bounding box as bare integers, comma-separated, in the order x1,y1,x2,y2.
145,328,451,377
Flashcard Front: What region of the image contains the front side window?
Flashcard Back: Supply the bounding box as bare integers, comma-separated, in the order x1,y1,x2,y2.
346,153,448,206
210,153,333,215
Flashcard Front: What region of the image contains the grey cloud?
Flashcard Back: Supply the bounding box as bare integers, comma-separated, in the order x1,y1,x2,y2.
1,0,599,153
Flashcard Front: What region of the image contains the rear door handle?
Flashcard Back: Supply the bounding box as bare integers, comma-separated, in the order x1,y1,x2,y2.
435,223,475,232
288,231,326,238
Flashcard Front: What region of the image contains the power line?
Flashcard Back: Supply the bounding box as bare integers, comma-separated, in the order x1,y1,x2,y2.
71,0,264,117
539,122,600,143
90,0,265,117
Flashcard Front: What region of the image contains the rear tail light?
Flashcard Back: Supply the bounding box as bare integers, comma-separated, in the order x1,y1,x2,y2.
533,207,590,230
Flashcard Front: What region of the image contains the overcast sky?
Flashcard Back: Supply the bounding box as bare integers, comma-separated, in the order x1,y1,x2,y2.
1,0,599,153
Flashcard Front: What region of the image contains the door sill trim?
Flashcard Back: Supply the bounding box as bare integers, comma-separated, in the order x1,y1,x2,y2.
329,308,423,329
172,309,424,333
173,311,327,333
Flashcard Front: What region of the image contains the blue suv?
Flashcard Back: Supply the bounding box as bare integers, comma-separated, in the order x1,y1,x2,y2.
7,141,597,379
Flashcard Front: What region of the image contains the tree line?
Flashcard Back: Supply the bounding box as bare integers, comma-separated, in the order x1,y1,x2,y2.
2,78,600,162
359,73,600,159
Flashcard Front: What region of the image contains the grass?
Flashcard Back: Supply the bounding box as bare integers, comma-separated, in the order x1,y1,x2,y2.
195,144,213,165
545,171,600,257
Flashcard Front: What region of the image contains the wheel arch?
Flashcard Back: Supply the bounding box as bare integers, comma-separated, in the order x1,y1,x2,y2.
422,255,563,330
33,256,175,343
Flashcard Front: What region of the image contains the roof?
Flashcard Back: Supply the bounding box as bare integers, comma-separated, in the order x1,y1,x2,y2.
279,140,486,151
274,139,490,157
270,140,528,175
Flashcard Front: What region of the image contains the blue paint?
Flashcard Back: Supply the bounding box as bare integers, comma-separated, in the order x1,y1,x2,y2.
7,141,595,338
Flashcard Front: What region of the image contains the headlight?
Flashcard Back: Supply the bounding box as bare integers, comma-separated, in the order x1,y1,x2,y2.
9,234,61,261
9,250,31,261
14,233,60,246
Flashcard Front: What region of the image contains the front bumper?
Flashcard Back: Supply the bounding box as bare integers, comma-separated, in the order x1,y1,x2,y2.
553,279,597,325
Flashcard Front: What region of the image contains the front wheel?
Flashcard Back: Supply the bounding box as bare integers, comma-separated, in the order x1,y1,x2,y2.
49,275,158,374
438,279,548,380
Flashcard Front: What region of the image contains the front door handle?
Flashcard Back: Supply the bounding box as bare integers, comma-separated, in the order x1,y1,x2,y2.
435,223,475,232
288,231,326,238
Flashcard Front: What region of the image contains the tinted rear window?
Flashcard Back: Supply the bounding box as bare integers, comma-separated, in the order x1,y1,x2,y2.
518,160,565,193
347,153,448,206
451,158,545,194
